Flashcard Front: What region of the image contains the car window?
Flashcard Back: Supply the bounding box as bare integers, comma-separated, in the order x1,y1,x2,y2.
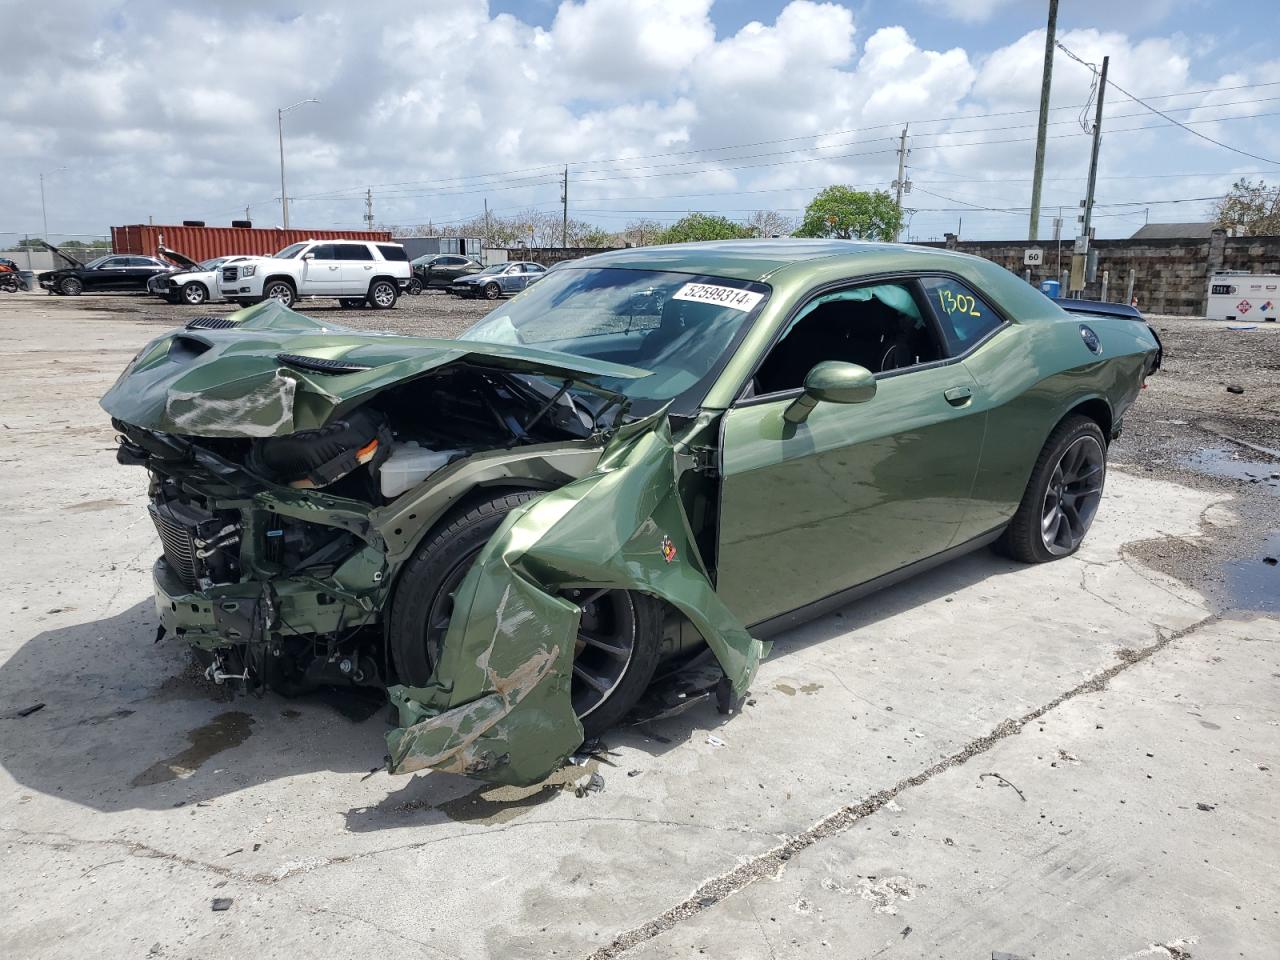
523,263,545,273
376,245,408,261
438,257,462,266
135,257,165,267
753,281,944,396
275,243,307,259
918,277,1004,354
309,244,337,260
335,243,374,260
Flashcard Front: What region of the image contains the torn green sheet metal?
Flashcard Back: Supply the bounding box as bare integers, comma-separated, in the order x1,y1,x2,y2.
386,412,765,785
100,299,646,438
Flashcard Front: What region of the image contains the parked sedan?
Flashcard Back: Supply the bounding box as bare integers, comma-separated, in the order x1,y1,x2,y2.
38,243,192,296
407,254,483,294
102,240,1160,786
450,260,546,299
153,256,263,306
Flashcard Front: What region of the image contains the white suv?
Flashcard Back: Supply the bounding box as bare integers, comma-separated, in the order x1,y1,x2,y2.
218,240,412,310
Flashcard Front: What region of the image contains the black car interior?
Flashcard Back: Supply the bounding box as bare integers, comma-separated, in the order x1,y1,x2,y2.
754,283,942,395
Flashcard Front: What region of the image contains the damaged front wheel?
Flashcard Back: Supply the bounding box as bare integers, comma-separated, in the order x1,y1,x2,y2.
388,490,663,737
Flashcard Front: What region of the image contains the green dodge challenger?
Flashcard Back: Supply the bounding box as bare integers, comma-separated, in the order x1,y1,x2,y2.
102,240,1161,784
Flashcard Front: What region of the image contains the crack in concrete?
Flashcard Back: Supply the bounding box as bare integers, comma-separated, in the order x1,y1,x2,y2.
584,613,1222,960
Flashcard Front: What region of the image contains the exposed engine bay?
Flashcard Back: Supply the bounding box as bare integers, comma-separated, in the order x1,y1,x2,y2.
120,361,629,695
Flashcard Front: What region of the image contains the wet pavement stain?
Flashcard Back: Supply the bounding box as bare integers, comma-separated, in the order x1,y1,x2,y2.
130,711,255,787
1220,532,1280,614
774,682,823,696
1179,447,1280,495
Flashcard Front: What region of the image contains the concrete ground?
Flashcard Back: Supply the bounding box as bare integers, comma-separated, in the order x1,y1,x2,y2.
1,292,1277,960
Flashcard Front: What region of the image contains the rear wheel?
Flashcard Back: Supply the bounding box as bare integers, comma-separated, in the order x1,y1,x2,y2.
996,415,1107,563
406,277,423,296
367,279,398,309
262,280,296,307
388,491,663,737
60,276,83,296
180,281,208,305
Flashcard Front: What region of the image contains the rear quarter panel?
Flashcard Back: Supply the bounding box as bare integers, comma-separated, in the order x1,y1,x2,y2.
960,311,1156,533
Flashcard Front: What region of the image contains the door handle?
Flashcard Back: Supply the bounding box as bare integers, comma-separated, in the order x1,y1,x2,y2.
363,264,373,270
943,385,973,406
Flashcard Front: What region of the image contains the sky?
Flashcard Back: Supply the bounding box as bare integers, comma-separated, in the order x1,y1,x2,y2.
2,0,1278,245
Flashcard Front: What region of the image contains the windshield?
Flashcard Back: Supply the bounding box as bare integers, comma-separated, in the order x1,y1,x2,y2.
199,258,226,270
84,256,112,269
460,267,770,416
475,264,505,275
274,243,307,259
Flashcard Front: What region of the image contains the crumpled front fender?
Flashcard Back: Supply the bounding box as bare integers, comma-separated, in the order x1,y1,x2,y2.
385,413,764,785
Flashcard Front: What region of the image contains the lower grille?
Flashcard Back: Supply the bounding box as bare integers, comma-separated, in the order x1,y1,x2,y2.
148,502,199,589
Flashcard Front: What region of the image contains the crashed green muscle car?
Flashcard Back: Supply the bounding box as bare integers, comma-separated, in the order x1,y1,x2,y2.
102,239,1161,785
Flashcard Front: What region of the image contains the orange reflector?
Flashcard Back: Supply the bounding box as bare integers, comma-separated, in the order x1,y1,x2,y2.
356,438,379,463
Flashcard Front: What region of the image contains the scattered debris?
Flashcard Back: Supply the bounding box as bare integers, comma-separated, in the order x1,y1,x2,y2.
1225,385,1244,394
901,926,912,939
224,848,243,857
211,898,233,912
855,875,920,915
574,771,606,798
992,952,1029,960
705,735,727,748
627,770,642,778
1264,556,1278,566
1195,802,1216,812
1,702,45,719
943,837,955,846
979,772,1027,801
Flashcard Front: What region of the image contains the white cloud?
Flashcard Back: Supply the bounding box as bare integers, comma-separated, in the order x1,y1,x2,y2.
0,0,1275,242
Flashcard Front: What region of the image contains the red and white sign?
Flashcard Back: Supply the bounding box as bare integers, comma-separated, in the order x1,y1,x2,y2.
1237,299,1252,314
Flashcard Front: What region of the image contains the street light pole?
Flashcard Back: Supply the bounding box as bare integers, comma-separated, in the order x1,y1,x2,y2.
39,166,67,244
277,99,319,230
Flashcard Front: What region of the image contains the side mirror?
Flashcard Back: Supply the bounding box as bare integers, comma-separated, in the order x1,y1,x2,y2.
302,252,315,260
783,361,877,424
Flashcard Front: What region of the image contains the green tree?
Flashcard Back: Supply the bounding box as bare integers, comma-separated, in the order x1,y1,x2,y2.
656,212,752,244
794,186,903,241
1213,178,1280,236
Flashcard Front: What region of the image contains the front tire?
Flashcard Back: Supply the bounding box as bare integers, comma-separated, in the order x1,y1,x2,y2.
180,281,208,305
483,282,501,300
60,276,83,296
388,491,663,737
262,279,296,307
996,415,1107,563
367,279,398,309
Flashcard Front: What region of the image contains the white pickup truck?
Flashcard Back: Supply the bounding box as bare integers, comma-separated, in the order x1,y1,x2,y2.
218,239,412,309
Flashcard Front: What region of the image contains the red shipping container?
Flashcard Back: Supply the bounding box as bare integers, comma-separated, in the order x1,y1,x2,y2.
111,224,394,262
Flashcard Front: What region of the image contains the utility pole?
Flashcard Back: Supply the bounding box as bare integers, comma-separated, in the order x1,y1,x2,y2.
891,125,910,241
39,173,49,242
561,166,569,248
1028,0,1058,241
245,205,251,222
483,198,490,250
277,98,319,230
363,188,374,231
1071,54,1108,297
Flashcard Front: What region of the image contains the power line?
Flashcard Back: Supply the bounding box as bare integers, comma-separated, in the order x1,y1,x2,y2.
1056,41,1278,165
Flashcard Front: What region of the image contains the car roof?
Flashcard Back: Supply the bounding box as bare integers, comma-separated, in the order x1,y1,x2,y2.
1052,297,1143,319
570,238,958,282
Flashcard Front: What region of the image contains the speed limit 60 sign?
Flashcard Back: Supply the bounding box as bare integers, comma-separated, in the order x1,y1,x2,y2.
1024,248,1044,266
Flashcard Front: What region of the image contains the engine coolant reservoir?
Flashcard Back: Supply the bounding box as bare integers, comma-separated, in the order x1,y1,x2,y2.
379,442,460,499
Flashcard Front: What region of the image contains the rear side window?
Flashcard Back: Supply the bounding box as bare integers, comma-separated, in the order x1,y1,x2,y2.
376,245,408,261
335,243,373,260
919,276,1003,354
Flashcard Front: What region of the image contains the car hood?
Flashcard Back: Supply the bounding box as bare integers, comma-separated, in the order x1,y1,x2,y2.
40,241,85,269
159,246,201,270
100,299,646,438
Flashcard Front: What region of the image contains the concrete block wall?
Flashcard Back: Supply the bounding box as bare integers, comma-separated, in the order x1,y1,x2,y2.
917,230,1280,316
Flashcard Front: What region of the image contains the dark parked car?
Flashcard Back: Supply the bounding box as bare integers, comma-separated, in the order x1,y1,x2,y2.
406,254,484,294
450,260,547,299
38,243,196,296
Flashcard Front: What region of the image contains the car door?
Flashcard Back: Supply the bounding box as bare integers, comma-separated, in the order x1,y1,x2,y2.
301,244,341,294
129,257,168,290
714,278,989,628
88,257,131,291
335,243,376,295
